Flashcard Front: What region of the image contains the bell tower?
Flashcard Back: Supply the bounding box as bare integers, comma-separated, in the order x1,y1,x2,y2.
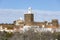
24,7,34,26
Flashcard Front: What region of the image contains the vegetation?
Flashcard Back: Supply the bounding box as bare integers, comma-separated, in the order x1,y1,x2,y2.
0,30,60,40
0,31,13,40
53,32,60,40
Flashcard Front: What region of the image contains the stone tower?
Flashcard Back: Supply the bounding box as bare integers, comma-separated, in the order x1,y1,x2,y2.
52,19,59,27
24,7,34,26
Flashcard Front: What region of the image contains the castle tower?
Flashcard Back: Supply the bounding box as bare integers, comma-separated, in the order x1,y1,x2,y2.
52,19,59,28
24,7,34,26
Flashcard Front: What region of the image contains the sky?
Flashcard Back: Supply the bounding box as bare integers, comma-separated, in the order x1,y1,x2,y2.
0,0,60,23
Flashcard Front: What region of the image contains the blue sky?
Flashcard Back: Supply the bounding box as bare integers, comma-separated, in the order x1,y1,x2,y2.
0,0,60,23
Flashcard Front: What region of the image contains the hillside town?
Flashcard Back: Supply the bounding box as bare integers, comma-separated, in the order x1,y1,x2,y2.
0,8,60,40
0,7,60,33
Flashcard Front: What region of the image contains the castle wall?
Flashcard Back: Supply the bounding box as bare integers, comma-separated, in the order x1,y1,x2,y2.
33,22,45,27
0,24,15,29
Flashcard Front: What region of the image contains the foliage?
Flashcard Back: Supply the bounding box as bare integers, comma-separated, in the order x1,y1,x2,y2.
0,31,60,40
0,31,13,40
53,32,60,40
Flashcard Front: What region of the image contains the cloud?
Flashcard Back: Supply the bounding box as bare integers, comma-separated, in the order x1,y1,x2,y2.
33,10,60,22
0,9,60,23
